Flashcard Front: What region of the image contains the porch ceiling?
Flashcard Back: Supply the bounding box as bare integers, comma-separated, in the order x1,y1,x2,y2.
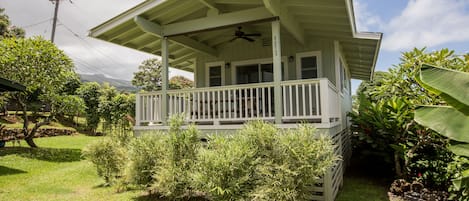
89,0,382,80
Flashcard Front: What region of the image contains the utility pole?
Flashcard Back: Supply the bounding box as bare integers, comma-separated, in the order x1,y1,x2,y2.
50,0,60,43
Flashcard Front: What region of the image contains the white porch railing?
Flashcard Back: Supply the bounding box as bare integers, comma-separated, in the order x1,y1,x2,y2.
135,78,340,126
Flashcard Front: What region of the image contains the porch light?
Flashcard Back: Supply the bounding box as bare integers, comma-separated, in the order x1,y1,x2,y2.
225,62,231,68
288,56,294,63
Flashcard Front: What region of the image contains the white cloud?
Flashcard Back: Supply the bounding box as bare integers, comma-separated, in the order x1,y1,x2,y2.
382,0,469,51
353,0,384,31
1,0,193,81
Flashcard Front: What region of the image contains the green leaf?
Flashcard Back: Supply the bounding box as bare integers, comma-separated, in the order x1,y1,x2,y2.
415,106,469,143
449,144,469,157
420,64,469,114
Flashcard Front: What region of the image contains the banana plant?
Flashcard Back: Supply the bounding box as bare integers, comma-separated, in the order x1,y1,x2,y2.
414,64,469,191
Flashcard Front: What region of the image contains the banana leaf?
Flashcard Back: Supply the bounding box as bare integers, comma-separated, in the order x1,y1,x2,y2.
419,64,469,115
415,106,469,143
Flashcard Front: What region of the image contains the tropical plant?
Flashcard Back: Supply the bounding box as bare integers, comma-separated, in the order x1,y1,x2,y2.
169,75,194,89
0,8,25,38
414,64,469,199
132,58,162,91
82,138,127,185
77,82,101,133
351,48,469,178
0,36,75,147
126,133,167,187
151,115,200,198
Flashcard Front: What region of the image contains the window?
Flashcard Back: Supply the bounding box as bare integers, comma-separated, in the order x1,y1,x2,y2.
339,59,349,93
205,62,224,87
296,51,321,79
234,59,286,84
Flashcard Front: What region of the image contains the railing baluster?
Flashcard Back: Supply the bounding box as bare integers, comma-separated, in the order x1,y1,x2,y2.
289,85,293,117
256,88,260,117
309,84,313,116
267,87,272,117
244,88,248,118
302,84,306,116
229,89,232,119
315,83,320,116
261,87,265,118
201,92,205,120
282,85,287,117
295,84,299,117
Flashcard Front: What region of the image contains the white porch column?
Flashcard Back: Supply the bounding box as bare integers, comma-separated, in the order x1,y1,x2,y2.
161,37,169,125
272,20,282,124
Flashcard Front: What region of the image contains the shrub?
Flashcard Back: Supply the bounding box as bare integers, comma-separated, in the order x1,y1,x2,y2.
150,115,200,198
126,133,166,187
250,124,339,200
192,135,256,200
82,138,127,185
191,121,339,201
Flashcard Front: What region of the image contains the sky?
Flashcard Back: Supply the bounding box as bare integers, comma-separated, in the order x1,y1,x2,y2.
2,0,469,92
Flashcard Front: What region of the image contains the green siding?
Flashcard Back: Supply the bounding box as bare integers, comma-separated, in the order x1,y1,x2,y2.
195,35,337,87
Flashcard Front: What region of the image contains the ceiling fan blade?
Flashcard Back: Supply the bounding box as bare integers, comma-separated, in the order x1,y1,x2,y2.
244,33,261,37
242,36,255,42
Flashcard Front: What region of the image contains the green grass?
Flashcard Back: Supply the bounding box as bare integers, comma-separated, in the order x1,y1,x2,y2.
336,175,389,201
0,133,389,201
0,135,143,201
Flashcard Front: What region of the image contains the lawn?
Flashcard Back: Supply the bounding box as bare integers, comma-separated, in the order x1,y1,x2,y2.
0,134,389,201
0,135,143,201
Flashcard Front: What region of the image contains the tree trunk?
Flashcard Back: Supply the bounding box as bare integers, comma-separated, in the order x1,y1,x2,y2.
394,151,403,177
18,98,50,148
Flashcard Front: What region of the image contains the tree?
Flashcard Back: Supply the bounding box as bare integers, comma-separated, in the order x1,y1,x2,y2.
98,83,118,132
132,58,162,91
351,48,469,182
0,8,24,116
169,75,193,89
0,8,25,39
0,36,75,147
77,82,101,134
414,65,469,199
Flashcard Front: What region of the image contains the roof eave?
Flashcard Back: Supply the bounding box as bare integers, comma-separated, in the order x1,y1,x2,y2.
89,0,166,38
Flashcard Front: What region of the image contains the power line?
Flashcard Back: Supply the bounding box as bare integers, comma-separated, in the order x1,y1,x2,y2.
57,20,133,70
22,18,53,29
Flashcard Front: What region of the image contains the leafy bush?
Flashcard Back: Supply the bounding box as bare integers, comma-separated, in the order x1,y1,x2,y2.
150,115,200,198
82,138,127,184
191,121,339,201
126,133,166,187
250,124,338,200
414,65,469,199
192,135,256,200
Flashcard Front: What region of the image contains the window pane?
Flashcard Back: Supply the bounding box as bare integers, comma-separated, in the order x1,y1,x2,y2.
208,66,222,86
261,63,273,82
210,78,221,86
301,57,317,68
237,64,259,84
209,66,221,76
301,56,318,79
302,69,317,79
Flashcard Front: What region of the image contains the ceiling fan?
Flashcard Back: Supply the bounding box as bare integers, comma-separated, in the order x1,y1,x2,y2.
229,26,261,42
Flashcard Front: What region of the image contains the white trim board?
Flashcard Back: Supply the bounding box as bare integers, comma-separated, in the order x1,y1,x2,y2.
296,51,322,80
230,57,288,85
205,61,225,87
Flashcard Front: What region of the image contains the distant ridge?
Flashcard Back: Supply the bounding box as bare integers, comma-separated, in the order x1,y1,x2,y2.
79,74,137,91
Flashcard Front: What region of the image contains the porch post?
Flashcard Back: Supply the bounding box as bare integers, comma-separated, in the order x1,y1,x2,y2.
161,37,169,125
272,19,282,124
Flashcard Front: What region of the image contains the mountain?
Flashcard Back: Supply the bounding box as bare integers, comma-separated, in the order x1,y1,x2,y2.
79,74,138,91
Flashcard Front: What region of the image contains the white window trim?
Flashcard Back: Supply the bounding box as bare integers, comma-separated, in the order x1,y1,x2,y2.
205,61,225,87
339,54,351,95
296,51,322,80
231,57,288,85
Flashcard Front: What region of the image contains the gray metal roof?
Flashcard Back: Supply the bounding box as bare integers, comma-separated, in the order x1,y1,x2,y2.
90,0,382,80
